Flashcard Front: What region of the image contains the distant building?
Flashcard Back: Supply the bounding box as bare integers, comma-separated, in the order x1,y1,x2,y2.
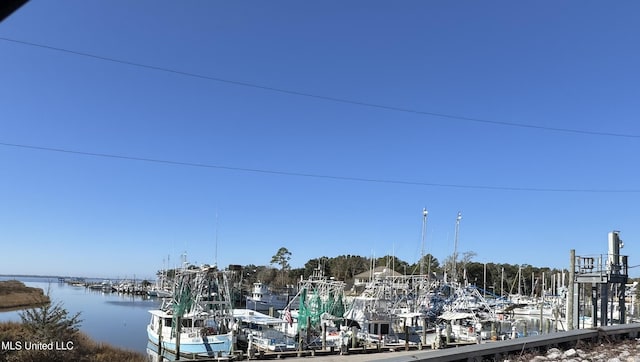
353,266,403,286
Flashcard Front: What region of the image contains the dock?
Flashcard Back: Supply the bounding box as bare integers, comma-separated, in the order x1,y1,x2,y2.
154,339,474,361
170,323,640,361
364,324,640,362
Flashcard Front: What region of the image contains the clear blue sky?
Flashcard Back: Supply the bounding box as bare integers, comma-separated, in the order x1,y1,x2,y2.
1,1,639,279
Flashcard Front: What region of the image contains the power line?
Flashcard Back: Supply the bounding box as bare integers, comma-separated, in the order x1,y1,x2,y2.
1,37,639,140
1,141,638,193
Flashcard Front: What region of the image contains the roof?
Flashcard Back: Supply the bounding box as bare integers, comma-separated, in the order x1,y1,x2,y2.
438,311,475,321
233,308,285,325
353,266,403,279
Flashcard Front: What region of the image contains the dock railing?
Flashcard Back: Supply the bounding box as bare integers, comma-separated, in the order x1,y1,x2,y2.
575,253,629,278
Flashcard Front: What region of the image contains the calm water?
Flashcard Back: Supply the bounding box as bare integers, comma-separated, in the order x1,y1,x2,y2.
0,277,557,357
0,276,161,354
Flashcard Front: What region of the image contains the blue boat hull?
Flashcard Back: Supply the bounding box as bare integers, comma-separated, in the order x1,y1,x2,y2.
147,326,233,357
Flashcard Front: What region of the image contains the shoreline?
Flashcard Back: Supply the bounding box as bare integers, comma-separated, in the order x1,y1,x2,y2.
0,321,146,361
0,280,51,310
0,303,50,313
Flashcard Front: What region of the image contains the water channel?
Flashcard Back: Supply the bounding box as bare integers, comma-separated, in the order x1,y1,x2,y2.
0,276,161,354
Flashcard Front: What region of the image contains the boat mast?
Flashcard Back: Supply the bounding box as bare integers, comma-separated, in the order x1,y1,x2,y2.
214,211,219,269
452,211,462,283
420,208,428,276
501,266,504,298
518,266,522,296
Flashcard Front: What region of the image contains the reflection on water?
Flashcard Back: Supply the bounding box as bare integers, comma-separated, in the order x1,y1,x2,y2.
0,276,162,354
146,341,176,362
105,300,158,308
0,277,563,356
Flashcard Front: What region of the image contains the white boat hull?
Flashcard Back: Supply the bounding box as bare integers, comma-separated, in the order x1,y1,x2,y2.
147,324,233,357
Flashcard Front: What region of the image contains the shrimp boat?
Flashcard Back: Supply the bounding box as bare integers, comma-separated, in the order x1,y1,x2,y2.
233,308,298,352
245,282,294,312
435,284,499,342
282,266,348,348
147,266,236,359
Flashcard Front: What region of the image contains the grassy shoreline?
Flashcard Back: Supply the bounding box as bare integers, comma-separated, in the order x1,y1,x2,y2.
0,280,147,361
0,321,146,361
0,280,50,310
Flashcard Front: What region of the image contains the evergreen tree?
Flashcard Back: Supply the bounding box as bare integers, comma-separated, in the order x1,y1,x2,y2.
271,247,292,286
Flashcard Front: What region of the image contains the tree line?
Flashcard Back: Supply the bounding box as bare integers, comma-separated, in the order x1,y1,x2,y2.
159,247,572,298
237,247,569,298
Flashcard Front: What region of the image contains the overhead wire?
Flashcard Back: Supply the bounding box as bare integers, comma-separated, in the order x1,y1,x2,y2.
1,38,638,193
1,37,639,139
1,141,638,193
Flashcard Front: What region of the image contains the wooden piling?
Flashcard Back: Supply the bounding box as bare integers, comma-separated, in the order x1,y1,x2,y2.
157,316,163,356
404,324,409,351
176,316,181,360
422,317,427,346
322,322,327,350
351,326,357,349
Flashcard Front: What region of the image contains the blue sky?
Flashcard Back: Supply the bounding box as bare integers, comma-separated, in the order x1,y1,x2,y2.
1,1,639,279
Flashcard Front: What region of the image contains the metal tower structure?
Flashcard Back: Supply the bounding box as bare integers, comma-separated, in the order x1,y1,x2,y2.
569,231,629,329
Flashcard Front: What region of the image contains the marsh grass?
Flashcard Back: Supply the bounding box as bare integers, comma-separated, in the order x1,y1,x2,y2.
0,280,50,310
0,322,146,362
0,288,146,362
